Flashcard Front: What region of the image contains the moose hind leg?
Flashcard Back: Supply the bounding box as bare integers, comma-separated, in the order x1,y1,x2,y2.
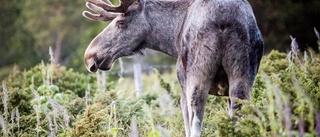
224,50,262,117
227,78,252,117
223,47,259,117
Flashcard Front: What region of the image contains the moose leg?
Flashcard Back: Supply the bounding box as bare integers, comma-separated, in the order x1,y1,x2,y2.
181,92,190,137
223,44,261,117
185,76,211,137
185,60,219,137
227,68,260,117
227,78,252,117
177,58,190,137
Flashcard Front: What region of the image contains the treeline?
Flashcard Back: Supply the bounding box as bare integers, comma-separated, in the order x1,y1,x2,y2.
0,0,106,78
1,0,319,76
249,0,320,52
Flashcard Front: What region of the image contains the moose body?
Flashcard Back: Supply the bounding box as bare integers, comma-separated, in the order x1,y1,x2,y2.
83,0,263,136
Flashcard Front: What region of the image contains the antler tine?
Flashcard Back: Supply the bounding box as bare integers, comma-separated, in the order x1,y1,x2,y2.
100,0,113,5
85,0,135,13
83,2,119,22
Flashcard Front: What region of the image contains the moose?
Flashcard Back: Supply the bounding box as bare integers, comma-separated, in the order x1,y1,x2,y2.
82,0,263,136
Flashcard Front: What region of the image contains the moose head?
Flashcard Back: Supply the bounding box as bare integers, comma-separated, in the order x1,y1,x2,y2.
83,0,149,72
83,0,188,72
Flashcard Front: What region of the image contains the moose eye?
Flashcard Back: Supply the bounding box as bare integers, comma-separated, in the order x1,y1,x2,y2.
117,20,126,28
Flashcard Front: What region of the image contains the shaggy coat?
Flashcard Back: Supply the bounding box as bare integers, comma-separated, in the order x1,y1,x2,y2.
83,0,263,136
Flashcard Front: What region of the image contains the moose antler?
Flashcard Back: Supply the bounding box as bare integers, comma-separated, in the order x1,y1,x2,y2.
83,0,135,21
86,0,135,12
83,2,118,21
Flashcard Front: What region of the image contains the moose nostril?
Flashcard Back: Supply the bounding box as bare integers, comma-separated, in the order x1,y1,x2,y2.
89,62,98,72
85,57,98,72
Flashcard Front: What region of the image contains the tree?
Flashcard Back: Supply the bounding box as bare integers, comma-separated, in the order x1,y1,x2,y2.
22,0,96,64
249,0,320,52
0,0,36,69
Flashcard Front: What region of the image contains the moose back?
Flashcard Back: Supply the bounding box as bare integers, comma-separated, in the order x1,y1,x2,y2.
82,0,263,136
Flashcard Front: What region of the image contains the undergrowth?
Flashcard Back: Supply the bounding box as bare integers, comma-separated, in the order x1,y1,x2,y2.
1,34,320,136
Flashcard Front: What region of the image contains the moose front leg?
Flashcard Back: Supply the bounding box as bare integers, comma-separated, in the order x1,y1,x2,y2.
177,58,190,137
183,58,219,137
185,74,212,137
177,56,216,137
181,91,190,137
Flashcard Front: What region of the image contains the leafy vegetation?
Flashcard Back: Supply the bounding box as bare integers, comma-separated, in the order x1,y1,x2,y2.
1,39,320,136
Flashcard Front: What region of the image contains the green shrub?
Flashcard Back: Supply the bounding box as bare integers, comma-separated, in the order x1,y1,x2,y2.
0,62,97,136
210,49,320,136
1,49,320,136
71,103,109,137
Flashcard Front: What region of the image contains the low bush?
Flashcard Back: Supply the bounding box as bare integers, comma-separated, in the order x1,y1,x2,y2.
0,62,96,136
1,39,320,136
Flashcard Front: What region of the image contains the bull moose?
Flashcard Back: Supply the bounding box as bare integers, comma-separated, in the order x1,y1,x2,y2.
82,0,263,136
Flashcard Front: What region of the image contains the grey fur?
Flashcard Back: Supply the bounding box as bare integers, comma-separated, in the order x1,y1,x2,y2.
84,0,263,136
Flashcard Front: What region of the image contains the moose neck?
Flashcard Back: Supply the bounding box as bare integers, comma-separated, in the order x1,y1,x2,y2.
144,0,189,58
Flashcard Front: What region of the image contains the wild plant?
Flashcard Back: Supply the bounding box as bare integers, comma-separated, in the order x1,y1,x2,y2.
47,97,70,136
0,115,7,137
315,28,320,47
142,103,160,137
1,82,8,137
15,107,20,136
129,117,139,137
286,36,305,71
45,111,54,137
316,112,320,135
107,100,122,136
10,109,14,136
85,84,90,106
31,86,42,137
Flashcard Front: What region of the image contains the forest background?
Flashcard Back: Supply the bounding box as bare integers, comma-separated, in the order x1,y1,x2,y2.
1,0,320,79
